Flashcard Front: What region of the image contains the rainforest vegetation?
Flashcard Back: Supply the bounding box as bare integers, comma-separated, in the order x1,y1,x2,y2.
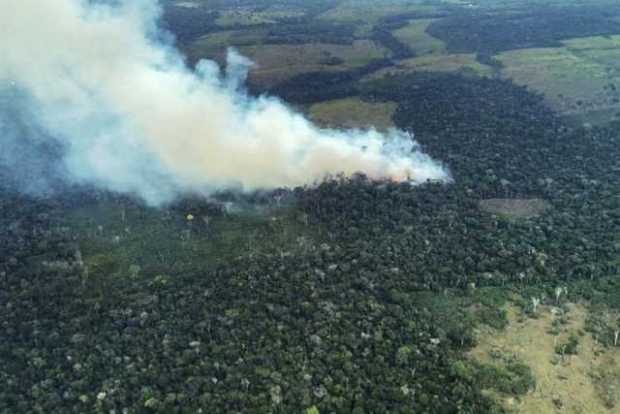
2,0,620,413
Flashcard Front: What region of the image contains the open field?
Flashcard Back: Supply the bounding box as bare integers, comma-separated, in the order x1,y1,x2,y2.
392,19,446,56
497,36,620,123
364,53,494,81
185,37,390,87
479,198,551,220
563,108,620,127
237,40,390,87
470,304,620,413
183,29,267,62
562,35,620,51
215,10,305,27
318,0,440,23
308,97,398,130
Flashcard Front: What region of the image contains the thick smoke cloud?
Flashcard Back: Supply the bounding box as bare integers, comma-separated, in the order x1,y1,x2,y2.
0,0,450,205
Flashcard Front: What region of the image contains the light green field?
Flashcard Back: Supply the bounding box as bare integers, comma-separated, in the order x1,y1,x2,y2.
562,35,620,51
564,36,620,72
308,97,398,131
364,53,494,81
563,108,620,128
497,37,620,121
186,31,236,56
237,40,391,87
479,198,551,220
319,0,440,23
215,10,305,27
393,19,446,56
184,29,267,62
498,47,607,112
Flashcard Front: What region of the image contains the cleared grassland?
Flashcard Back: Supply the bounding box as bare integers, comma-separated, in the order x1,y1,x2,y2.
308,97,398,131
470,304,620,413
562,35,620,51
237,40,391,87
498,47,609,112
215,10,305,27
183,29,267,63
319,0,440,23
392,19,446,56
479,198,550,220
364,53,494,81
497,36,620,123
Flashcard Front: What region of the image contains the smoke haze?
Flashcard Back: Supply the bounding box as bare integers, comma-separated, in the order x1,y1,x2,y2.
0,0,450,205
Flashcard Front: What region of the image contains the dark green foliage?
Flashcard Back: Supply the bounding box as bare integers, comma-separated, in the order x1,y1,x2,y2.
0,209,498,412
264,22,357,45
427,5,620,56
476,307,509,331
555,333,580,355
4,67,615,413
268,59,392,104
583,298,620,347
3,1,620,413
570,277,620,313
370,16,415,60
161,5,219,43
472,357,536,396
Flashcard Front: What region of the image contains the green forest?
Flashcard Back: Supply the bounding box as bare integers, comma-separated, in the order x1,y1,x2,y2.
2,0,620,413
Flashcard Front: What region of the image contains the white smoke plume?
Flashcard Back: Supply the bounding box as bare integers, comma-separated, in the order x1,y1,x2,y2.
0,0,450,205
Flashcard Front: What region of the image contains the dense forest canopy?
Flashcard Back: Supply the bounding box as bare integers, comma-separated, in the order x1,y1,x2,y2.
2,0,620,413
